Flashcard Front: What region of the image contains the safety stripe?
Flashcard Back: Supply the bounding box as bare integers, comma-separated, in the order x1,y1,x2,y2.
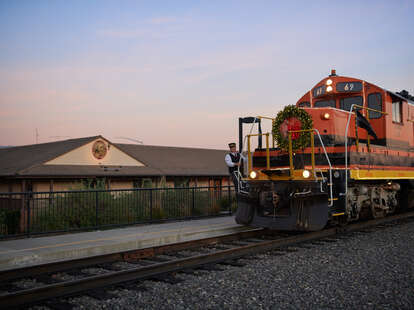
252,167,414,181
350,169,414,180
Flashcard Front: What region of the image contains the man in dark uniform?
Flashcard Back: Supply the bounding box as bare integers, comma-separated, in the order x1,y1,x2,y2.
225,142,244,191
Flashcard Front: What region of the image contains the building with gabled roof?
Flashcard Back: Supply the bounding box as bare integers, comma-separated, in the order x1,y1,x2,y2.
0,136,231,193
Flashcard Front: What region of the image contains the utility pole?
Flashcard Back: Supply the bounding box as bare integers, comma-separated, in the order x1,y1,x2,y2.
35,128,39,144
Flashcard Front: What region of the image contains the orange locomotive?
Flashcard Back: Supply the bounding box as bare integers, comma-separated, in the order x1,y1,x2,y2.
235,70,414,231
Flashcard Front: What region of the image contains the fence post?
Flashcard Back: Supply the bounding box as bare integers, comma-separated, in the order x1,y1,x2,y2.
95,191,99,228
192,188,195,216
135,189,139,223
26,193,31,237
150,190,153,220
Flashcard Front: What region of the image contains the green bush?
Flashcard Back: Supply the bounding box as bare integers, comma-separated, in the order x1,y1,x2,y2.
0,209,20,235
30,190,151,232
13,180,235,234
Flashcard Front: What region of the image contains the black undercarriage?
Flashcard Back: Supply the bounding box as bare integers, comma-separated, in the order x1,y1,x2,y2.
236,180,330,231
235,174,414,231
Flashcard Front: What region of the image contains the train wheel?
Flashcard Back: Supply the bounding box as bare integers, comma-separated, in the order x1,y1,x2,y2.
370,202,386,219
370,188,386,219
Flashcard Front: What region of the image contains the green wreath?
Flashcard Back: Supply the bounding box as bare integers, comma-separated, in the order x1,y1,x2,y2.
272,105,313,151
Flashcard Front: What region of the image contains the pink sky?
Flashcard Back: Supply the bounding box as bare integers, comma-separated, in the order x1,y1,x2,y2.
1,1,413,149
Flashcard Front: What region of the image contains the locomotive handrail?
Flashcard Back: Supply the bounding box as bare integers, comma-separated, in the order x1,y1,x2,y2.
313,129,333,207
238,116,261,190
242,115,277,179
350,104,388,149
247,133,271,172
341,104,387,197
254,116,276,148
243,119,334,207
349,104,386,113
288,128,333,207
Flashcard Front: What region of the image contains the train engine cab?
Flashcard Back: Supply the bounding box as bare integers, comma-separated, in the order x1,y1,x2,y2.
235,70,414,231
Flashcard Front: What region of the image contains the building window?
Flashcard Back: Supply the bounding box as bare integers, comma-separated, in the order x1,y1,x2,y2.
173,177,190,188
367,93,382,119
133,178,153,188
25,181,33,192
25,181,33,198
392,101,402,123
209,178,222,189
340,96,363,112
82,178,106,189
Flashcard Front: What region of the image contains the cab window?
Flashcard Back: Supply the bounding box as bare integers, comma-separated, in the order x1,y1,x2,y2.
298,101,310,108
367,93,382,119
392,100,402,123
314,100,335,108
340,96,362,112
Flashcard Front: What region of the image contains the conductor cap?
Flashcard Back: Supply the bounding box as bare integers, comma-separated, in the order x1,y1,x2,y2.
228,143,236,148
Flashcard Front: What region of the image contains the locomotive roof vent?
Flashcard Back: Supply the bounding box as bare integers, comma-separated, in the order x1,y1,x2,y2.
329,69,337,77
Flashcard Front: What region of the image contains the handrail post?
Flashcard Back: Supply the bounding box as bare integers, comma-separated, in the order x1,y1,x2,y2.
266,133,270,169
355,113,359,150
310,131,315,177
313,128,334,206
288,132,293,178
247,135,252,174
367,111,371,152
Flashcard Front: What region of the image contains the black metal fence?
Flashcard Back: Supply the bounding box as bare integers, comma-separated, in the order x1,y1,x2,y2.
0,186,236,239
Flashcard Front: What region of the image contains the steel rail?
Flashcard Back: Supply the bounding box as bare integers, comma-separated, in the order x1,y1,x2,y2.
2,211,414,308
0,229,264,282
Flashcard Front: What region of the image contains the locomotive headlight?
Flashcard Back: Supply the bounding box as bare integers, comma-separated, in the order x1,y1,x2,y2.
302,170,311,178
321,112,330,120
326,85,333,92
249,171,257,179
326,79,333,86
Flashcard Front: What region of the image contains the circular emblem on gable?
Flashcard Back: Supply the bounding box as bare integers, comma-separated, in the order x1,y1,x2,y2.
92,140,107,159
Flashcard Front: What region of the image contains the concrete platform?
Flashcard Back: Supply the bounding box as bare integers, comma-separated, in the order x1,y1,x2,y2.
0,216,255,271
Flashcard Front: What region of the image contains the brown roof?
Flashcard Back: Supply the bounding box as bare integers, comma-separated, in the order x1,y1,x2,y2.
0,136,229,178
0,136,99,176
117,144,228,176
22,165,163,178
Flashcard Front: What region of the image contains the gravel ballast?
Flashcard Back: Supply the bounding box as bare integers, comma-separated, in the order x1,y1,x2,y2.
59,221,414,309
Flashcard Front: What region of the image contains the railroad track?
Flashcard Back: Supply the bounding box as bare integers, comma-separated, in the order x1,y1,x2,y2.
1,211,414,309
